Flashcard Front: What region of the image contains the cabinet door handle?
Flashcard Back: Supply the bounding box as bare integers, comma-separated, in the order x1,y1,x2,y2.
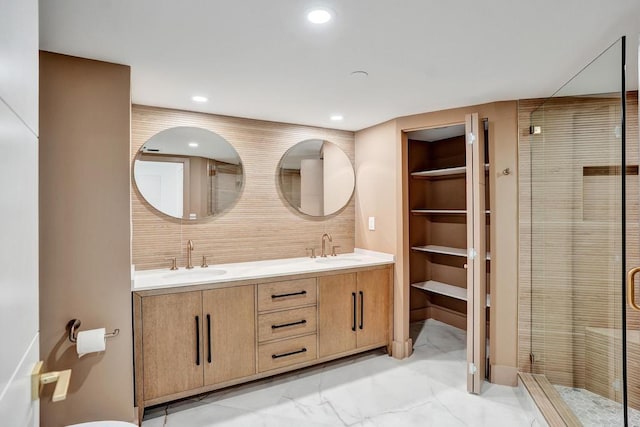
352,292,357,331
271,319,307,329
206,314,212,364
271,290,307,299
359,291,364,330
272,348,307,359
195,315,200,366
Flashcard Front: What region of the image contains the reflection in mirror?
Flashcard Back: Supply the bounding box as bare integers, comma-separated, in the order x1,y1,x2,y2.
278,139,355,216
134,127,243,220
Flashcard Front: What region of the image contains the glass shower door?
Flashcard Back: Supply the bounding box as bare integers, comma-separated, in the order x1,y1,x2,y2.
529,37,628,425
624,36,640,426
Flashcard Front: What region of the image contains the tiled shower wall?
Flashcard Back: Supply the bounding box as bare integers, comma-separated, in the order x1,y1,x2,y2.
131,105,356,271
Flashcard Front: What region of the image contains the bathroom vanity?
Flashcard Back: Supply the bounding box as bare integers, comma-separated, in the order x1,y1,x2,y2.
131,250,394,418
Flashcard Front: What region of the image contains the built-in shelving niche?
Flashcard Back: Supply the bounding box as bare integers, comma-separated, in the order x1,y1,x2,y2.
406,117,491,389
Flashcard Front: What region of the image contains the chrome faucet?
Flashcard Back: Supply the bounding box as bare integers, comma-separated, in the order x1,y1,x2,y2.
321,233,332,258
186,239,194,269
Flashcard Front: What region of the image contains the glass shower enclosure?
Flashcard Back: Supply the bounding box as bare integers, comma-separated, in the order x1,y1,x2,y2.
526,36,640,425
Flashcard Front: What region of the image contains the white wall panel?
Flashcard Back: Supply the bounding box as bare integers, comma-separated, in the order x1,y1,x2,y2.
0,0,39,422
0,0,39,133
0,97,39,423
0,334,39,427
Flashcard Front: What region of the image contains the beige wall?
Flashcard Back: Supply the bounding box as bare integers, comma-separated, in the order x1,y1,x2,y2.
355,103,520,384
131,105,356,270
39,52,134,425
355,119,399,255
354,119,405,354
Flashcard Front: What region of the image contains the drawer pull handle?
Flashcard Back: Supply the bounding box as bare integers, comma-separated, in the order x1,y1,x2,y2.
206,314,212,364
195,316,200,366
272,347,307,359
352,292,357,331
271,290,307,299
271,319,307,330
359,291,364,330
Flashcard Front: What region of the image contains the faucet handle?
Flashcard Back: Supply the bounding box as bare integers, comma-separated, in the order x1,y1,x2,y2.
201,255,209,268
331,246,341,256
166,257,178,270
306,248,317,259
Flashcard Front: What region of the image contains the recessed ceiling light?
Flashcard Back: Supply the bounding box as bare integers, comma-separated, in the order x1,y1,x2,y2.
330,115,343,121
307,9,332,24
192,95,208,103
188,142,199,147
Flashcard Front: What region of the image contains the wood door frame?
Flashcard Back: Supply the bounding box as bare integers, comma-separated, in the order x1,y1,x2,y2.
465,112,487,394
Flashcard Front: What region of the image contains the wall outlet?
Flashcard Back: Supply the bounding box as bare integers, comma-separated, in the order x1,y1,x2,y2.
368,216,375,231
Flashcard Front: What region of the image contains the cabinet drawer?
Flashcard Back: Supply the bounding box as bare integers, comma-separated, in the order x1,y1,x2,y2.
258,334,317,372
258,278,316,312
258,306,317,343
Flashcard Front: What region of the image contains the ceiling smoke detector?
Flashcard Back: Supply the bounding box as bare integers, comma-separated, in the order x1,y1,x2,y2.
350,70,369,78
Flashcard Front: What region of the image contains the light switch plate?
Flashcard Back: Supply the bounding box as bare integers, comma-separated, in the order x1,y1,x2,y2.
368,216,375,231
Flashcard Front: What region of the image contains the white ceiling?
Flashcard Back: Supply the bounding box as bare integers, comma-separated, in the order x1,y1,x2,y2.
39,1,640,132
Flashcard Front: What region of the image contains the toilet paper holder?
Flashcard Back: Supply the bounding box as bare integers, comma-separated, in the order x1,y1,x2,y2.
67,319,119,343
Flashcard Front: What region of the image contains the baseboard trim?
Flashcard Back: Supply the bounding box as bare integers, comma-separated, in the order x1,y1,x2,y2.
409,307,428,323
392,338,413,359
491,364,518,386
428,305,466,330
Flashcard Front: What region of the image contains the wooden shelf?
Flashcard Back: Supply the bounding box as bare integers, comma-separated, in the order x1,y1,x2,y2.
411,245,491,260
411,164,489,178
411,209,491,215
411,209,466,215
411,280,491,307
411,166,465,177
411,245,466,257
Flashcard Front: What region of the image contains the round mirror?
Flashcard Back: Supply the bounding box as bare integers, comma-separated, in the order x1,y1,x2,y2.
133,126,244,220
278,139,355,217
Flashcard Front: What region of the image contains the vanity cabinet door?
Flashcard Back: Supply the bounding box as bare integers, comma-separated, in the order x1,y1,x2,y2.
203,285,256,385
141,291,203,400
356,268,390,349
318,273,357,357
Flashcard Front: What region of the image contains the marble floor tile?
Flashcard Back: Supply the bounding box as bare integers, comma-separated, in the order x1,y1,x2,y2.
143,320,538,427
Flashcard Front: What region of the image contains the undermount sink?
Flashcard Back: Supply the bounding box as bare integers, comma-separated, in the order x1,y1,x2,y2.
162,269,227,280
315,256,362,265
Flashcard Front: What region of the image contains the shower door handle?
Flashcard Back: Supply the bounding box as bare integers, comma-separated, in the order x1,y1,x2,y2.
627,267,640,311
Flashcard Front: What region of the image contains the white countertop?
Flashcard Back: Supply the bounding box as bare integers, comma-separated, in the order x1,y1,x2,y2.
132,248,395,291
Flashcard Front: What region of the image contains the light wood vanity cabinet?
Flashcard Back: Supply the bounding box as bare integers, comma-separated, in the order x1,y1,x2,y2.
202,286,256,385
135,285,256,406
356,268,391,348
133,264,392,418
256,277,319,372
318,269,390,357
140,291,203,401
